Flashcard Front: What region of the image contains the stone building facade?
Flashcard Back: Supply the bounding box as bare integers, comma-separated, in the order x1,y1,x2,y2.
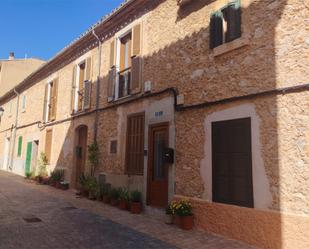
0,0,308,248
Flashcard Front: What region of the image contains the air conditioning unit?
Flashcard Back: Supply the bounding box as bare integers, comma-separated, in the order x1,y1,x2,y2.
177,0,193,6
144,81,152,93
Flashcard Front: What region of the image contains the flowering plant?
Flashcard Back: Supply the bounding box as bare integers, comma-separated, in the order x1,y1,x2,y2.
166,200,193,216
174,200,193,217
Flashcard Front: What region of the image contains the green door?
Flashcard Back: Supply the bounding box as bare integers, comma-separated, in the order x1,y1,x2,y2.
25,142,32,175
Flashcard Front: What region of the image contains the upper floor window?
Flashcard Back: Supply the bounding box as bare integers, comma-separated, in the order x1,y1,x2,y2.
71,58,92,113
21,95,26,112
119,33,132,98
43,79,58,122
108,24,142,102
210,1,241,49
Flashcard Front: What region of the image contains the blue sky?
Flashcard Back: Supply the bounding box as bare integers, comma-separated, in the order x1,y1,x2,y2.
0,0,124,61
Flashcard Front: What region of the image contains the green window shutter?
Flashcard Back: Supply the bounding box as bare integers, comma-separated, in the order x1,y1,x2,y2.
209,11,223,49
17,136,23,157
225,1,242,42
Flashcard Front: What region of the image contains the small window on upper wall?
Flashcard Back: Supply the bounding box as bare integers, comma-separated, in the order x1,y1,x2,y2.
21,95,26,112
209,0,241,49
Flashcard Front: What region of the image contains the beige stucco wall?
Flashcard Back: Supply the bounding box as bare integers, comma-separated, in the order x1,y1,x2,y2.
0,0,307,248
0,58,45,97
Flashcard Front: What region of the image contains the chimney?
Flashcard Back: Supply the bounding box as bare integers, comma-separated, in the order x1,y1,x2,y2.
9,52,14,60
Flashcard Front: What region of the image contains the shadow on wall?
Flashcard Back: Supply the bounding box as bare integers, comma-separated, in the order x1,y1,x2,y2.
50,0,290,248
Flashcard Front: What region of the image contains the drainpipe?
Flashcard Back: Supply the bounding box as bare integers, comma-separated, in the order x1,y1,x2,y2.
9,88,20,171
92,29,102,142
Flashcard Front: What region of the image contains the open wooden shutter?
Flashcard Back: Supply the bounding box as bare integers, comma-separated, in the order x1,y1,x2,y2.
45,129,53,164
107,67,116,102
50,78,58,120
71,65,77,113
85,57,92,82
43,83,49,121
83,81,91,110
83,58,92,110
225,2,241,42
130,56,142,94
110,39,116,68
209,12,223,49
132,24,141,56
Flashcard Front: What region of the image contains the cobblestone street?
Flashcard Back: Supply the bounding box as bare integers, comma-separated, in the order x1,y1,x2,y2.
0,171,255,249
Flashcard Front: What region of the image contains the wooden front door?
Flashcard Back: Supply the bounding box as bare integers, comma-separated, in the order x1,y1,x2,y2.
25,142,32,175
75,126,88,187
147,123,169,208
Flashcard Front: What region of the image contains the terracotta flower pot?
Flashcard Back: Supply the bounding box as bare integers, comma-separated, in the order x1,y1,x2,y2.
130,202,142,214
119,200,127,210
103,196,110,204
180,215,194,230
173,215,181,226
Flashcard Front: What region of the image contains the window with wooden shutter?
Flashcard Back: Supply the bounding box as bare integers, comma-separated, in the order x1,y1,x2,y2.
132,24,141,56
108,67,116,102
118,33,132,98
45,129,53,164
210,12,223,49
209,1,241,49
110,39,116,68
83,58,92,110
212,117,253,208
17,136,22,157
49,78,58,121
125,113,145,175
71,65,77,113
83,80,91,109
43,83,49,121
130,56,142,94
77,62,85,111
224,2,241,42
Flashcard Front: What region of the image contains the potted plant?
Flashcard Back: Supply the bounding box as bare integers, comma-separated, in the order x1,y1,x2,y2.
79,173,89,197
165,203,174,224
110,188,120,206
118,188,129,210
36,152,48,184
130,190,142,214
60,180,69,190
175,199,194,230
88,142,99,177
102,184,111,204
87,177,98,200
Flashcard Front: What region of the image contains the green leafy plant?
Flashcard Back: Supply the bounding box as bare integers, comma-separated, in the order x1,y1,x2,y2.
88,142,100,176
166,203,174,215
118,188,129,201
87,177,98,194
50,169,64,183
110,188,120,200
37,152,48,177
174,199,193,217
130,190,142,203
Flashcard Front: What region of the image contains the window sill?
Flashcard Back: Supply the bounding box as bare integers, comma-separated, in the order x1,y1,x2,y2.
213,36,250,57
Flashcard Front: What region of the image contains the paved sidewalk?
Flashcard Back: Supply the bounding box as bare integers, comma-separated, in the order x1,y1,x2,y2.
0,171,256,249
